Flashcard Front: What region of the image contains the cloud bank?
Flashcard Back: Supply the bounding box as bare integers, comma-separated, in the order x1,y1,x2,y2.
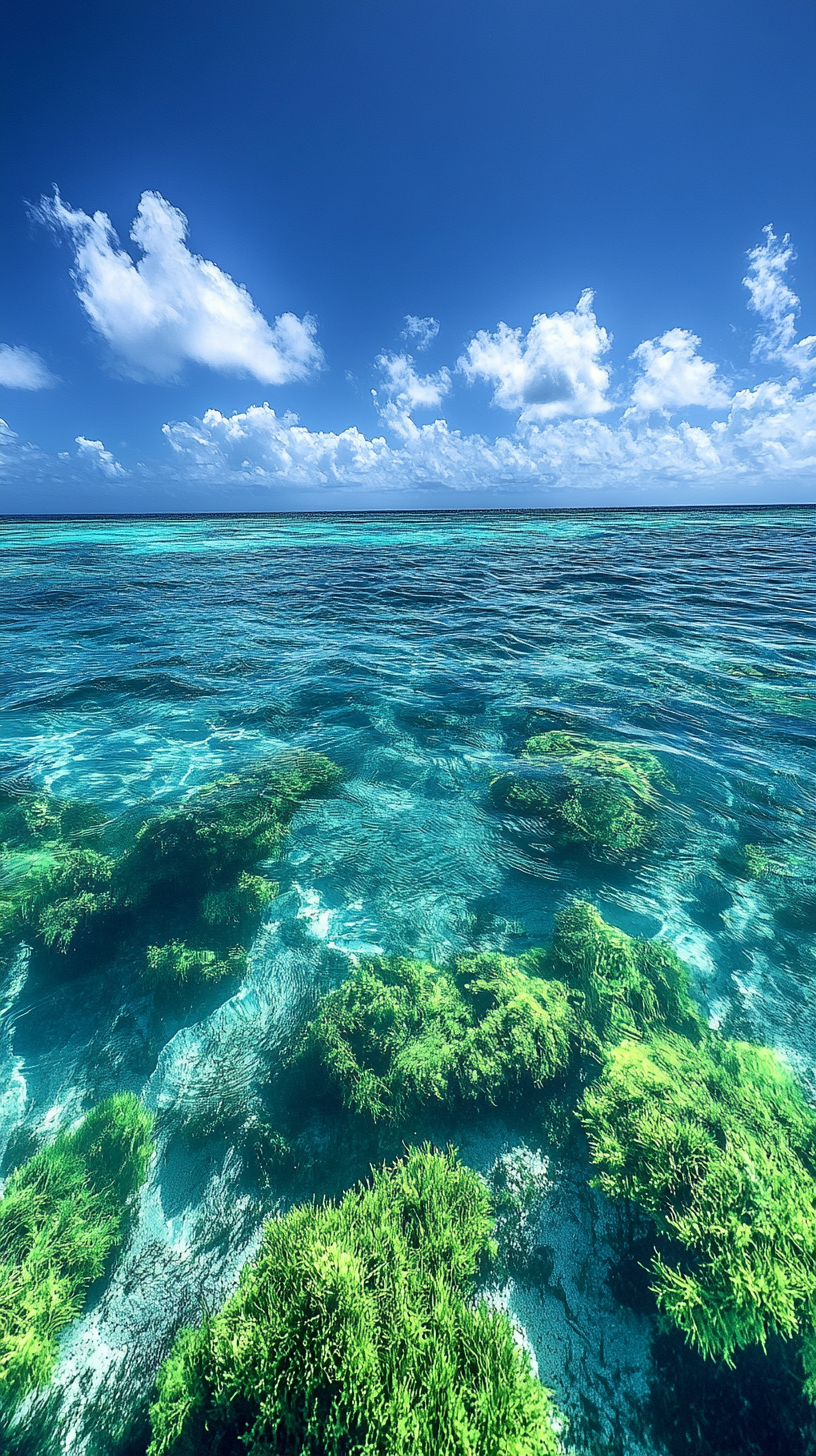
35,190,323,385
158,379,815,495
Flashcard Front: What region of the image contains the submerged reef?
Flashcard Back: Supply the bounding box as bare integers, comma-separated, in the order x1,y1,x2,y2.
493,729,670,860
0,1093,154,1407
147,1146,563,1456
0,755,341,985
3,752,816,1445
544,899,701,1051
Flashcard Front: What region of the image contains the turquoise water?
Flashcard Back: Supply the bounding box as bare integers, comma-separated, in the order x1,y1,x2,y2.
1,508,815,1452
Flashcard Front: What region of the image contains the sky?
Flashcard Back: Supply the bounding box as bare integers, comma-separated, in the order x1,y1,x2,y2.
1,0,815,513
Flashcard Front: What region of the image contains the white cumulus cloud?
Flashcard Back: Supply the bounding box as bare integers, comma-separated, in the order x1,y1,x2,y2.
458,290,612,422
744,226,816,376
158,378,816,495
75,435,127,478
629,328,730,414
374,352,452,439
401,315,439,351
34,189,323,385
0,344,56,390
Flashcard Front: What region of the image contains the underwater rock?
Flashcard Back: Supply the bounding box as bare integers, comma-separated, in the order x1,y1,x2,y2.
493,728,670,861
147,1146,564,1455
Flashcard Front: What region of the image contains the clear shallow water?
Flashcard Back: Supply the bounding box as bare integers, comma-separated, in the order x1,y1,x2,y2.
1,508,815,1452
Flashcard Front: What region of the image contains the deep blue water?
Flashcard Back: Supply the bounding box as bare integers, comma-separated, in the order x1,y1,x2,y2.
1,508,815,1452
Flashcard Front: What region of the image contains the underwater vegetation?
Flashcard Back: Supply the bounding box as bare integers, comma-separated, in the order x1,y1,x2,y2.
492,729,670,860
543,899,701,1051
146,1146,563,1456
0,1093,154,1407
0,755,341,986
288,898,698,1127
3,763,816,1443
144,941,248,991
290,951,574,1123
277,900,816,1410
580,1031,816,1376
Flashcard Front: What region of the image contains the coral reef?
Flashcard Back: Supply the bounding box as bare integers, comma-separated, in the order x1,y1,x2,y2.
0,1094,154,1406
147,1146,563,1455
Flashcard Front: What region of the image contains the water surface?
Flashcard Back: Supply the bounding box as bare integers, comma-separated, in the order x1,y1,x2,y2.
2,507,815,1452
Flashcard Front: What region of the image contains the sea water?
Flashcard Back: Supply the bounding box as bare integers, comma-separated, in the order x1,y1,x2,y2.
1,508,814,1453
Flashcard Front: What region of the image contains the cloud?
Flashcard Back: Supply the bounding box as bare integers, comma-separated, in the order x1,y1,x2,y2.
458,290,612,422
401,315,439,351
159,378,816,494
75,435,127,478
0,344,56,390
744,226,816,376
374,352,452,438
628,328,730,414
34,189,323,385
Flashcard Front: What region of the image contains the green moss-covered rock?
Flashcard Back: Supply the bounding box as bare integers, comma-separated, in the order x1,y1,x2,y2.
0,1093,154,1406
147,1146,563,1456
292,951,574,1124
1,755,341,969
495,729,669,861
201,871,278,926
546,900,701,1050
579,1032,816,1371
120,755,342,908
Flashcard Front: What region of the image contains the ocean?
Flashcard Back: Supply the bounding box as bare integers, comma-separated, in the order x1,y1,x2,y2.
1,507,815,1454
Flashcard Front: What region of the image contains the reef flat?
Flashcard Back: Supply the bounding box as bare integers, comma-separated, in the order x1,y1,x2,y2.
0,508,814,1455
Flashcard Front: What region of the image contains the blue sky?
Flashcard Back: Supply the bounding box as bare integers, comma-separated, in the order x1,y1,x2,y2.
1,0,814,511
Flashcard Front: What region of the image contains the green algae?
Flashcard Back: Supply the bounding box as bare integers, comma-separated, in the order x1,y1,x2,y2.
0,788,106,853
144,940,248,990
494,729,670,861
201,871,278,926
291,950,574,1124
579,1032,816,1370
1,755,341,970
147,1146,563,1456
0,1093,154,1406
544,899,701,1051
